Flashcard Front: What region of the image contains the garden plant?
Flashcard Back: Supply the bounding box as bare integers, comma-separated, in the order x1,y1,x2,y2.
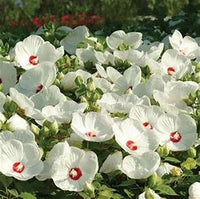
0,6,200,198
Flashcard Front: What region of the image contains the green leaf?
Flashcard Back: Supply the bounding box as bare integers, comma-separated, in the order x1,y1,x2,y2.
19,192,37,199
79,192,91,199
8,189,19,197
123,189,134,198
181,158,197,170
0,173,13,188
155,184,178,196
164,157,181,163
116,179,136,187
98,190,113,198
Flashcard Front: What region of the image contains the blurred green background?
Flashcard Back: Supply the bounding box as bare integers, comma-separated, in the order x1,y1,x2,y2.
0,0,200,38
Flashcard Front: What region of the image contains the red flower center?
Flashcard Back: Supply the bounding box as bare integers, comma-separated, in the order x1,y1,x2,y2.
35,84,44,93
167,67,176,76
85,132,96,137
126,140,138,151
29,55,39,65
0,78,2,84
170,131,182,143
143,122,153,129
13,162,25,173
69,167,82,180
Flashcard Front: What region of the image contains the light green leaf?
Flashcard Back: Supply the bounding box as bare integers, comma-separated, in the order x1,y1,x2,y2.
19,192,37,199
155,184,177,196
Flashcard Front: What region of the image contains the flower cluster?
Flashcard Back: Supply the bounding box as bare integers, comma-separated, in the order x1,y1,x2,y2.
9,13,105,31
0,26,200,198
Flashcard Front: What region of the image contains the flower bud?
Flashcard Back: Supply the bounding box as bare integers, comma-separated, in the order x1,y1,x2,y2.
54,79,60,87
148,172,162,188
87,78,96,91
189,92,196,101
157,145,169,157
0,120,3,130
181,158,196,170
75,76,84,86
84,182,95,198
196,90,200,99
92,93,101,101
170,167,183,177
3,97,18,113
187,147,197,158
0,83,3,92
144,188,155,199
183,98,194,106
50,121,59,135
31,123,40,135
41,126,50,137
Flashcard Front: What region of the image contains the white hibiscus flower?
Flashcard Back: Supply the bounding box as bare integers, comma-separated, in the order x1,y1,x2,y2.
76,47,98,65
6,113,30,131
95,64,122,83
38,141,98,192
97,92,150,114
160,49,191,79
134,74,165,98
51,147,98,192
106,30,142,50
121,151,160,179
15,35,64,70
113,49,144,66
189,182,200,199
0,92,6,112
60,26,89,54
71,112,114,142
15,62,57,97
112,65,141,94
0,130,43,181
113,118,160,155
169,29,200,59
155,113,197,151
153,80,199,114
138,40,164,61
61,69,91,91
42,100,87,124
0,61,17,94
129,105,164,131
10,86,66,121
100,151,123,173
37,141,70,181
